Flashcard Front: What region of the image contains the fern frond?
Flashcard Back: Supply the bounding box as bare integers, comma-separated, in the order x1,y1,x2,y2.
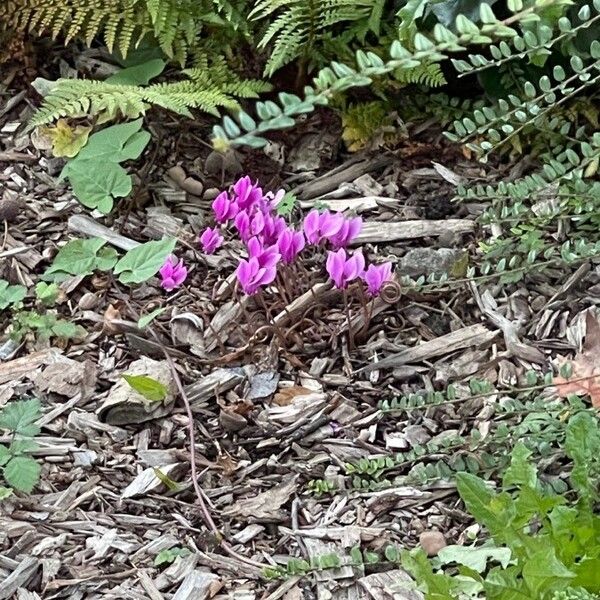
394,62,446,87
250,0,373,76
0,0,217,64
30,65,271,126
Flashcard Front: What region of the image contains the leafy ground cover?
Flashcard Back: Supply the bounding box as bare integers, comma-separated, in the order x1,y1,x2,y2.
1,1,600,597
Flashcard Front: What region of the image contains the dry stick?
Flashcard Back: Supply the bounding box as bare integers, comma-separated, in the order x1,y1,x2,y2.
342,287,355,350
149,328,269,570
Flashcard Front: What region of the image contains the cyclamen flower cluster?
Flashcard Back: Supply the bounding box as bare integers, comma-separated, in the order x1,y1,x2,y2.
160,176,394,297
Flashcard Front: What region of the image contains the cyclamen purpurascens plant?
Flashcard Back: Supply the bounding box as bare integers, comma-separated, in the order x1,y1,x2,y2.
160,176,394,311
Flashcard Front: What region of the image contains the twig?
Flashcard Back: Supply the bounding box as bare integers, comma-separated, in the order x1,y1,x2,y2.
146,326,270,570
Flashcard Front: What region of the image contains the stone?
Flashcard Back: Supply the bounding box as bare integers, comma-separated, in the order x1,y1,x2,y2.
397,248,466,278
419,531,447,557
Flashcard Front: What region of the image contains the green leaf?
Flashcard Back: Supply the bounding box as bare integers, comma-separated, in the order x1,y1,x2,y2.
0,486,13,500
0,399,41,437
154,547,191,567
51,320,87,340
153,467,180,490
45,238,111,278
522,548,575,596
105,59,166,85
502,442,537,489
122,374,168,402
114,238,176,284
0,445,10,467
438,545,511,573
0,280,27,310
61,119,150,213
137,307,166,329
35,282,60,307
9,438,38,455
276,191,297,216
3,456,41,493
565,411,600,501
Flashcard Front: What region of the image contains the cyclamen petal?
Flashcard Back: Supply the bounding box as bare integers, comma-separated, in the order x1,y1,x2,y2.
233,176,263,210
159,256,187,291
326,249,364,289
329,216,362,248
212,191,239,223
199,227,223,254
344,251,365,281
303,210,321,244
361,262,393,296
234,211,251,241
319,211,345,238
278,228,305,264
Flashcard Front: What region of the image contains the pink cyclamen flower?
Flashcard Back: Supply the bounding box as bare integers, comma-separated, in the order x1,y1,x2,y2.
361,262,393,296
212,191,239,223
199,227,223,254
326,248,365,289
261,213,287,245
236,257,277,295
159,256,187,291
328,216,362,249
233,176,263,210
278,228,305,264
303,210,345,245
247,236,281,268
234,210,265,242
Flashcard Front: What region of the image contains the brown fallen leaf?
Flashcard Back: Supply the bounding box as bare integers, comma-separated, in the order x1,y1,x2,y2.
273,385,314,406
223,476,297,520
554,311,600,407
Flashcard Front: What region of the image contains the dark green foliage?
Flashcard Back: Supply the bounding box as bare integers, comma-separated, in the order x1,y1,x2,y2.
0,399,42,495
403,411,600,599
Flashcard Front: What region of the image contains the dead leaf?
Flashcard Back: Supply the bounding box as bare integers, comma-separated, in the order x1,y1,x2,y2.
223,477,297,520
39,119,92,158
34,357,96,398
273,386,313,406
554,311,600,407
103,304,123,334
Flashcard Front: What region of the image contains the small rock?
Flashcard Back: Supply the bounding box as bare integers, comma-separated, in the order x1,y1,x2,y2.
397,248,466,278
167,165,187,186
0,194,23,222
78,292,100,310
203,187,220,200
204,150,242,176
419,531,447,556
180,177,204,196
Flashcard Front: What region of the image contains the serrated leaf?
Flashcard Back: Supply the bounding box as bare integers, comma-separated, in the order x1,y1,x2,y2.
114,238,176,284
35,282,60,306
0,280,27,310
0,486,12,500
0,399,41,437
4,456,41,493
51,320,87,340
502,442,537,489
276,191,297,216
522,548,575,596
438,545,511,573
45,238,109,278
122,374,168,402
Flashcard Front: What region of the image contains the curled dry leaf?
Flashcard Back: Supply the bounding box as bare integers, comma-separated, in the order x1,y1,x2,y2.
554,311,600,407
273,385,314,406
